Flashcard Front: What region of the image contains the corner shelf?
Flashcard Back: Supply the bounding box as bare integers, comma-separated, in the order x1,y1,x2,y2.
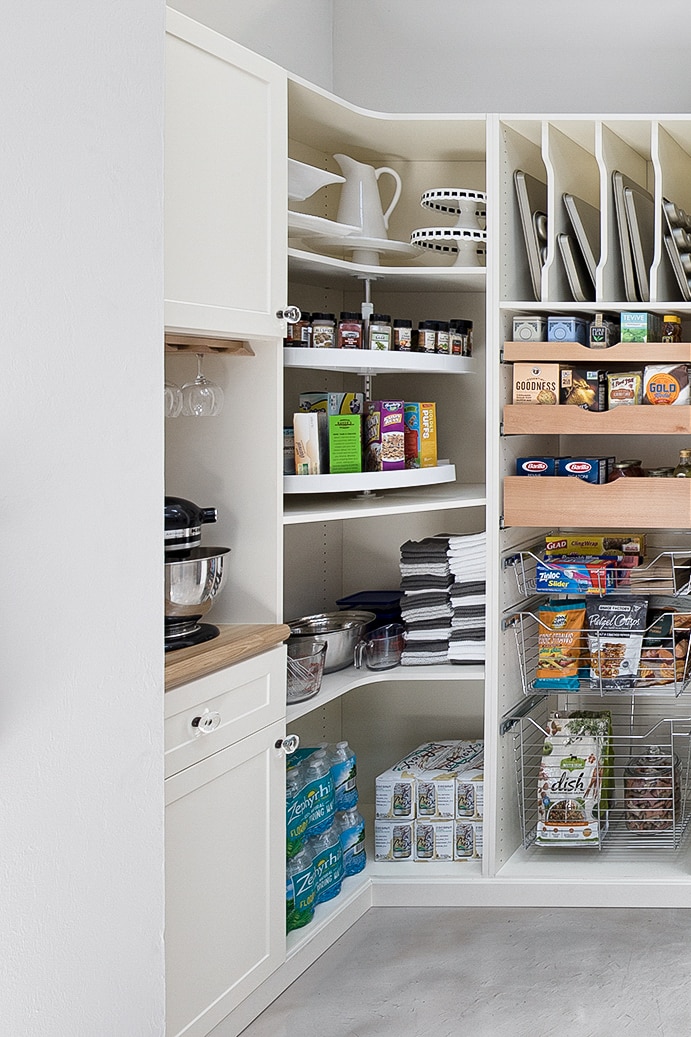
288,247,486,293
283,346,474,376
283,481,485,524
284,464,456,495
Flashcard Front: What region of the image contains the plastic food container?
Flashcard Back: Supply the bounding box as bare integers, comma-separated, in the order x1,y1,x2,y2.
624,746,681,832
287,641,327,703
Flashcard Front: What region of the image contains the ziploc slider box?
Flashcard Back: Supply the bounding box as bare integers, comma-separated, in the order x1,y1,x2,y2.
535,556,616,594
365,400,405,471
293,411,328,475
328,414,362,474
620,311,662,342
404,402,438,469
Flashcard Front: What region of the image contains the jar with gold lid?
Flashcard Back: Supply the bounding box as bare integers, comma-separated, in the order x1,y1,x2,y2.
662,314,682,342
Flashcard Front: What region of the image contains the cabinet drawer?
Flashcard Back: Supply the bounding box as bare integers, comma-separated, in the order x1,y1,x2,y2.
164,646,286,777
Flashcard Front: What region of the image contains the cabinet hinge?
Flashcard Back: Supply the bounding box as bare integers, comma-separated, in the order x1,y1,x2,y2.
499,514,506,530
499,420,505,437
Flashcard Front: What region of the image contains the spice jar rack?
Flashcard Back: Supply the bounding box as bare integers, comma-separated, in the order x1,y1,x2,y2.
504,696,691,853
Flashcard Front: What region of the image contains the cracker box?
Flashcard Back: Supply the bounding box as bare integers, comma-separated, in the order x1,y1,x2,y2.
404,402,438,469
513,315,548,341
607,370,643,408
293,411,328,475
512,363,559,405
547,316,588,346
374,820,414,861
560,367,607,411
299,392,364,416
364,400,405,471
556,457,608,483
329,414,362,474
454,821,483,860
620,311,662,343
516,456,556,476
643,364,691,405
414,820,454,861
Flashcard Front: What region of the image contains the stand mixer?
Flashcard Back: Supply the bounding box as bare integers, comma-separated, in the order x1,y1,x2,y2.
164,496,231,652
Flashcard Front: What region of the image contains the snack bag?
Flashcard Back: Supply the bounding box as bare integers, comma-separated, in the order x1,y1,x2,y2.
586,596,648,691
536,713,605,844
534,600,586,690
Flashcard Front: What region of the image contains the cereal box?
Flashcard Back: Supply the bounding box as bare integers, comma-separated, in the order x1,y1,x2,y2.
512,363,559,404
404,402,438,469
328,414,362,474
374,820,414,861
364,400,405,471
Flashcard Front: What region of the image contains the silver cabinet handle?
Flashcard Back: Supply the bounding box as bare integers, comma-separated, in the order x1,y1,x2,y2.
275,734,300,754
276,306,301,323
190,710,221,735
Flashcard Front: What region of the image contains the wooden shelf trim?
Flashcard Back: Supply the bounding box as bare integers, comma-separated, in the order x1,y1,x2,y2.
165,623,290,690
503,403,691,436
503,341,691,363
503,475,691,529
165,332,255,356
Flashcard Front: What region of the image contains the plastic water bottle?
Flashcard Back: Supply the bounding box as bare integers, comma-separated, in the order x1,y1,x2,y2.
286,761,310,859
329,741,358,811
303,749,335,836
336,807,366,876
286,846,315,932
308,823,344,904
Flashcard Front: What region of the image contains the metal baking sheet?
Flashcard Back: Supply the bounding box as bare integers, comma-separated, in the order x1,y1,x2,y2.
557,232,594,303
563,193,599,282
514,169,547,301
664,234,691,301
612,170,649,303
624,184,654,302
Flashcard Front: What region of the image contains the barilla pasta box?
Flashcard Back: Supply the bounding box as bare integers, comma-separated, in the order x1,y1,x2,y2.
374,820,414,861
516,456,556,476
556,457,607,483
299,392,365,415
643,364,691,405
404,402,438,469
365,400,405,471
328,414,362,474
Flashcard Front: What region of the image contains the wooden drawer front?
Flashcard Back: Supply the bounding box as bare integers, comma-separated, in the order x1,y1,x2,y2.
164,646,286,777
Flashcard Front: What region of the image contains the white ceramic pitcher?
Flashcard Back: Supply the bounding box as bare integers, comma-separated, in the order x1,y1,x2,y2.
333,153,402,239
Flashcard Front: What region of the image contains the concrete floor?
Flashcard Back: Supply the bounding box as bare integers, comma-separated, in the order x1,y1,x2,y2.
240,906,691,1037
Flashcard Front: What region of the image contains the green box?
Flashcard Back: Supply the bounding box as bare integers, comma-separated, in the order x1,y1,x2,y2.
619,311,662,343
328,414,362,474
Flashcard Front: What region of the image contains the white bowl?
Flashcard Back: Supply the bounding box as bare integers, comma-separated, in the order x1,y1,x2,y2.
288,158,345,202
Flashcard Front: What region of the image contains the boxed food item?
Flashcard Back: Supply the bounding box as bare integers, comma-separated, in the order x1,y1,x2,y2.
607,371,643,408
413,820,454,861
455,769,484,820
454,820,483,860
643,364,691,405
513,315,548,341
404,402,438,469
299,392,365,415
328,414,362,474
560,367,607,410
516,456,556,476
535,557,617,596
365,400,405,471
620,311,662,343
284,427,296,475
545,533,647,558
374,820,414,861
547,316,588,345
556,457,608,483
293,411,328,475
512,363,559,404
375,740,484,821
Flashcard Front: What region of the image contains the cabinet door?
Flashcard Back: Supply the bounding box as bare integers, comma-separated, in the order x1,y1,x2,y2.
165,10,287,340
165,719,286,1037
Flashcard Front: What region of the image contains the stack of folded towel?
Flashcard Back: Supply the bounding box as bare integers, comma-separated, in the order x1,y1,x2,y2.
399,536,452,665
447,531,486,664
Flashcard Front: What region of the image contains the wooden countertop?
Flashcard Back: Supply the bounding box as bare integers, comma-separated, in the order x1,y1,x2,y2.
165,623,290,690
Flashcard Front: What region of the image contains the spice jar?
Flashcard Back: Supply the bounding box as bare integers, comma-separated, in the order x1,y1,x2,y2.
311,312,336,349
450,318,473,357
608,459,645,481
416,320,436,353
368,314,392,350
393,318,412,352
624,747,681,832
435,320,450,354
294,311,312,347
337,311,363,349
662,314,682,343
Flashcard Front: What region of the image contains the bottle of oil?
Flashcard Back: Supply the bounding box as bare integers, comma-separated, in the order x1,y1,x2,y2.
673,448,691,477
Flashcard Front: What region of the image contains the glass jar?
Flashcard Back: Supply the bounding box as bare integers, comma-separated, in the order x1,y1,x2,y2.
624,747,681,832
337,312,363,349
608,459,645,481
647,467,675,478
435,320,450,354
311,312,336,349
416,320,436,353
451,318,473,357
662,314,683,343
368,313,392,351
393,318,412,351
674,449,691,477
294,311,312,347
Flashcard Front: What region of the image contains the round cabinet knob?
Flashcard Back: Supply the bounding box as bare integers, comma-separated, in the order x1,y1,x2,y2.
275,734,300,755
276,306,301,324
190,710,221,735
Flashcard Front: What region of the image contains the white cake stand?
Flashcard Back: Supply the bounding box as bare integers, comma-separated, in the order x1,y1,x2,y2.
409,227,487,267
420,188,487,231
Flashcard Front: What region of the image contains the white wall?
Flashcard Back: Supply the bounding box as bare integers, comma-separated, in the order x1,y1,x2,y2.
169,0,334,89
333,0,691,113
2,1,165,1034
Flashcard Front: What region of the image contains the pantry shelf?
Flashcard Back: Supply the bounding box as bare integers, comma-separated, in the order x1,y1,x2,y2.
502,403,691,435
503,475,691,529
288,247,486,292
283,481,485,524
505,548,691,599
503,341,691,363
283,346,474,376
284,463,456,495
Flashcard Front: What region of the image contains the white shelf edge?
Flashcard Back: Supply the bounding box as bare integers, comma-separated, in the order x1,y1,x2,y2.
283,482,486,524
287,662,485,722
283,346,475,375
288,247,487,291
284,463,456,496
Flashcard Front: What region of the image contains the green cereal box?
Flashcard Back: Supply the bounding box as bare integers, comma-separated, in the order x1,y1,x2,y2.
328,414,362,474
619,312,662,343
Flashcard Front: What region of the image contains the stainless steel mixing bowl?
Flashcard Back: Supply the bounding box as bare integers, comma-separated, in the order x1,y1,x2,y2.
286,610,376,673
165,547,230,622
